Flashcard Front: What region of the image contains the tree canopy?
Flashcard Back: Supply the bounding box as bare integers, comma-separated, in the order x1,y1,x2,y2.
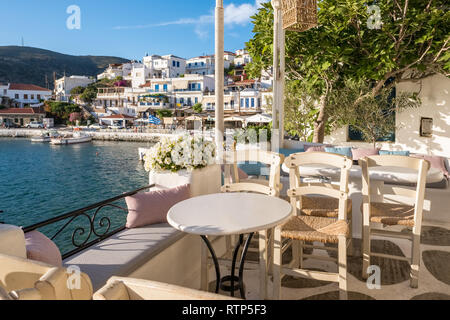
246,0,449,143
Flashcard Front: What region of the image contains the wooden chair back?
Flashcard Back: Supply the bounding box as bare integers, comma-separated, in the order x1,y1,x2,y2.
222,149,284,197
359,155,430,230
285,152,353,221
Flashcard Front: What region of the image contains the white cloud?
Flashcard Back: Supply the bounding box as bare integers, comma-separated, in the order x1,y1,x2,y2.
113,1,265,38
224,2,260,26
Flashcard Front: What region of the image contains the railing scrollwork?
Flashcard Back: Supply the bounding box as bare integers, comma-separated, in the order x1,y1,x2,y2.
23,185,154,260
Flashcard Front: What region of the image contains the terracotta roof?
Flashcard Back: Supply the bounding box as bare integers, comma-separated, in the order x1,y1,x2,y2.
8,83,51,92
100,114,136,119
234,80,256,85
0,107,45,114
140,82,152,88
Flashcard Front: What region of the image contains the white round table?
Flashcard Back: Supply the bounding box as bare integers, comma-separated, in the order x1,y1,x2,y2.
168,193,292,298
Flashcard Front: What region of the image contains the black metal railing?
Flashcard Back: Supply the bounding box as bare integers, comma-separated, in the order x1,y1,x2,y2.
23,185,154,260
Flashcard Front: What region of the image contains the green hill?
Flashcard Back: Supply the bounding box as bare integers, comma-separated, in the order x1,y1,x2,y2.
0,46,129,89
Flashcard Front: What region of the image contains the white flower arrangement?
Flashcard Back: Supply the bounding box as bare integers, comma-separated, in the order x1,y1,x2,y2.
144,134,216,173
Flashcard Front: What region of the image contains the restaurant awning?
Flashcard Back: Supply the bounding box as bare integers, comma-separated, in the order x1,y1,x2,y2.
224,116,245,122
185,116,203,121
245,114,272,124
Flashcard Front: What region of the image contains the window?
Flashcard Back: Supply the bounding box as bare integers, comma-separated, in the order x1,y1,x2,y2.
245,98,249,108
163,84,168,92
24,94,28,100
15,94,19,99
173,61,176,67
420,118,433,137
14,118,18,123
240,98,244,106
177,62,180,68
195,97,198,104
155,85,160,92
37,95,41,100
251,98,255,108
31,95,34,100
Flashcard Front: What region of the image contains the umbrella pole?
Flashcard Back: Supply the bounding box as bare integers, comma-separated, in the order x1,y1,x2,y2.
271,0,285,152
215,0,224,160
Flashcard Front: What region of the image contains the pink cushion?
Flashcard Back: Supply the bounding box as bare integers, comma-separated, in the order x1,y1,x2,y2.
304,145,333,153
411,154,449,178
25,231,63,267
125,184,191,229
352,148,380,161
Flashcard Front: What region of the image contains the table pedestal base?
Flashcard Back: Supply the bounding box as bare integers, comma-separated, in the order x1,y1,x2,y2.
201,233,254,299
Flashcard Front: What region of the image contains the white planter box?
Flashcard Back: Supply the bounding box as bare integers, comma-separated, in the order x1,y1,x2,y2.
149,165,221,197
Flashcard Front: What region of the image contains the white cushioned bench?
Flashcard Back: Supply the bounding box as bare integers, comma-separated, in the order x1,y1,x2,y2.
63,224,185,290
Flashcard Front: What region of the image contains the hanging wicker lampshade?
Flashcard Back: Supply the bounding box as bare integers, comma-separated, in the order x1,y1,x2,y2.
281,0,318,32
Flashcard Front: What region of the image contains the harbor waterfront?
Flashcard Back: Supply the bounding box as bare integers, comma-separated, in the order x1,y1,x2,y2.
0,129,167,143
0,138,152,252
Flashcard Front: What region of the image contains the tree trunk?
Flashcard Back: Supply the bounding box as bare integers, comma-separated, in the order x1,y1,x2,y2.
313,95,328,143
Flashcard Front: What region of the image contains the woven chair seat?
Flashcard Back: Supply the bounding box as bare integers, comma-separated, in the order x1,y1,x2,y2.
300,196,352,218
361,202,415,227
281,216,349,244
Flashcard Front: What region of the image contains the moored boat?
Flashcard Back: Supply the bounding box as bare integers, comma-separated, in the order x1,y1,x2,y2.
31,130,60,143
50,132,93,145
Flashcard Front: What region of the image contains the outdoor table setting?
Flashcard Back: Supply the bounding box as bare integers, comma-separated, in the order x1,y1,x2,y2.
167,192,293,299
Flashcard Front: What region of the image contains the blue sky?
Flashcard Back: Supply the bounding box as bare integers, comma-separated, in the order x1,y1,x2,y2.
0,0,265,60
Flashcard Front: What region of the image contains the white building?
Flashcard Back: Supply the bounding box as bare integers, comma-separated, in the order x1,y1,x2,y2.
186,56,215,76
186,53,234,76
54,76,95,102
325,74,450,158
97,62,134,80
143,54,186,78
129,63,150,88
137,74,215,109
0,84,8,100
1,83,52,108
234,49,252,66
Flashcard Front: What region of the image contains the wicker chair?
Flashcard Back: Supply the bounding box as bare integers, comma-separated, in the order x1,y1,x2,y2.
273,152,353,300
216,149,284,299
359,155,430,288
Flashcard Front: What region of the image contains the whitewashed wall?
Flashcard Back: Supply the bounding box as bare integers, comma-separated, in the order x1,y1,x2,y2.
324,74,450,158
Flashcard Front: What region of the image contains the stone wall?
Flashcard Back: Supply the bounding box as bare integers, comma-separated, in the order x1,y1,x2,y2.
0,129,166,143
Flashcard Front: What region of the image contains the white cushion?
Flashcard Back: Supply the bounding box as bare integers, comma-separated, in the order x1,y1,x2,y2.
63,223,185,290
0,225,27,259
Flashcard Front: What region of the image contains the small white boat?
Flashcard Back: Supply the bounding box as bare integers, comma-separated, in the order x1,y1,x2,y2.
31,130,60,143
50,132,93,145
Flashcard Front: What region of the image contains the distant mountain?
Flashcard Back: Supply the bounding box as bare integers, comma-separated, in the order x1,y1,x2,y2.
0,46,129,89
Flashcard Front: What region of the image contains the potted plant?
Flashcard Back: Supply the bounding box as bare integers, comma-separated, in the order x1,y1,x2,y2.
144,134,221,197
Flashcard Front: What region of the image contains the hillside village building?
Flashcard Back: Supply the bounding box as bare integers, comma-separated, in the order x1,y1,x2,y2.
0,83,52,108
54,76,95,102
0,107,46,127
